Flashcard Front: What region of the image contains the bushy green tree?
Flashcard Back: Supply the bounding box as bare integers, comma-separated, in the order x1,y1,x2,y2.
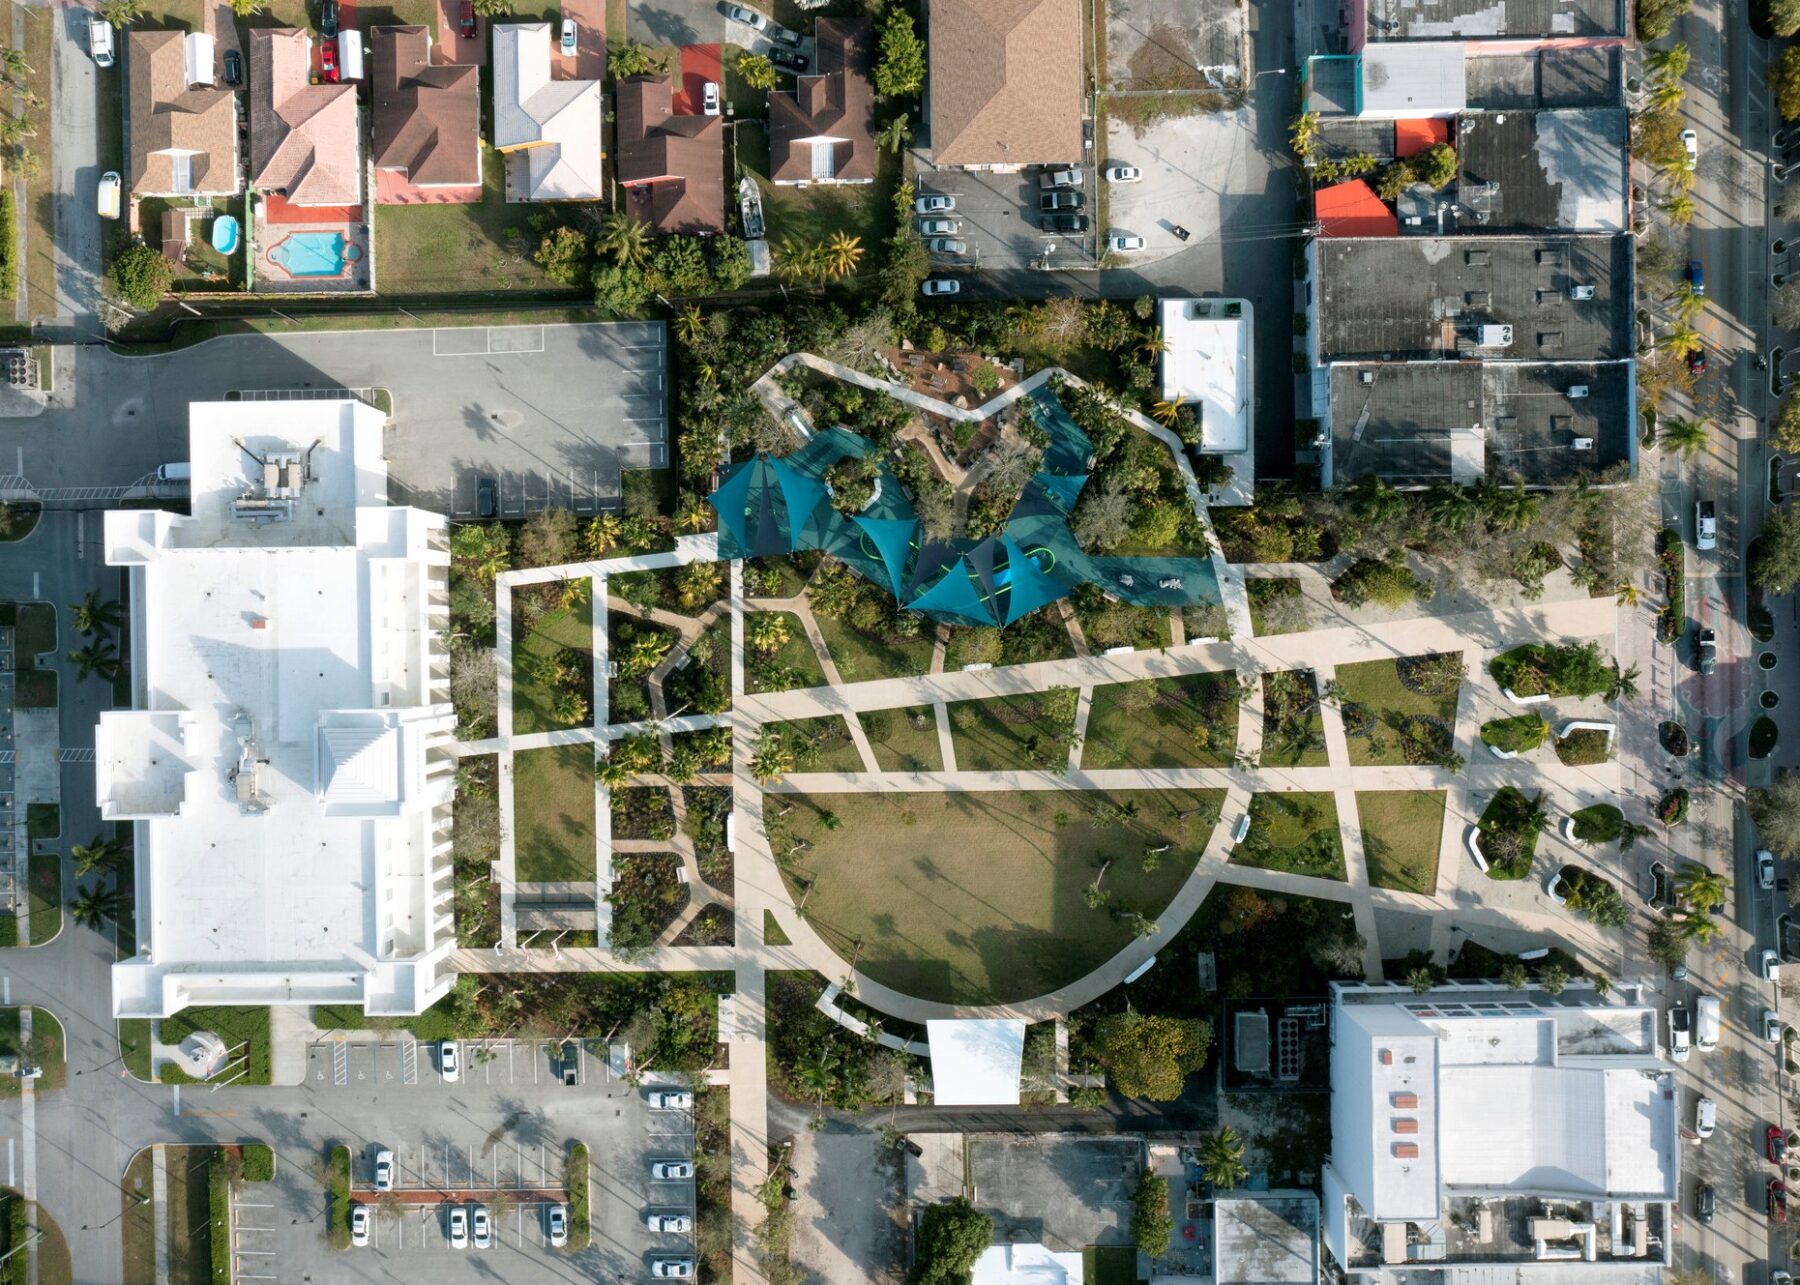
1772,48,1800,121
908,1199,992,1285
736,51,777,90
533,225,589,285
1753,504,1800,595
1131,1169,1173,1258
107,242,175,310
874,11,925,97
1092,1012,1212,1100
593,262,649,316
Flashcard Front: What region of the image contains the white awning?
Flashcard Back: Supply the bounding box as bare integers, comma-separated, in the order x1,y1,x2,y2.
927,1019,1026,1106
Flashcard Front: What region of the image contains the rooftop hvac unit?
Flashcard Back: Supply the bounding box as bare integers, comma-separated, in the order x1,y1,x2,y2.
1569,385,1590,398
1403,215,1424,226
1572,437,1595,451
1478,324,1514,348
1570,285,1596,300
1360,370,1375,383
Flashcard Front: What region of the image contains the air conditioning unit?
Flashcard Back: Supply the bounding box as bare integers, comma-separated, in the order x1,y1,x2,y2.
1569,385,1590,398
1403,215,1424,226
1570,285,1596,300
1478,324,1514,348
1360,370,1375,384
1572,437,1595,451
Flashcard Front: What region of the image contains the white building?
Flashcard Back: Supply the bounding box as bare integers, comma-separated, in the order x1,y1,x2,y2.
1323,980,1676,1282
1158,298,1255,505
492,23,603,200
100,399,458,1019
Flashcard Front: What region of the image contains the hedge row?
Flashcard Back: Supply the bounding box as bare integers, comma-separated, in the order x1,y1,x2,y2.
326,1146,352,1251
565,1142,591,1251
241,1144,274,1183
1657,528,1683,645
208,1153,230,1283
0,190,16,303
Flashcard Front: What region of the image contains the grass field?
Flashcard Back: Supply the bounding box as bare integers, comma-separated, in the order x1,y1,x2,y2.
1232,793,1345,880
813,612,934,682
28,852,59,944
165,1145,218,1285
515,744,597,883
1357,791,1446,894
1333,656,1461,767
746,611,827,693
948,691,1077,771
769,716,866,773
1082,673,1239,769
862,705,942,772
122,1148,154,1285
777,788,1224,1004
159,1007,272,1085
511,587,594,735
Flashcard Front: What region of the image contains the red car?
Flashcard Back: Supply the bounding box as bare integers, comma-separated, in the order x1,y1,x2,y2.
319,36,338,81
1771,1178,1790,1225
1772,1125,1790,1165
1687,348,1707,376
457,1,477,38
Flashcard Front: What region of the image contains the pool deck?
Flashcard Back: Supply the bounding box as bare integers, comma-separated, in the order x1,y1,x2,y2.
253,213,374,295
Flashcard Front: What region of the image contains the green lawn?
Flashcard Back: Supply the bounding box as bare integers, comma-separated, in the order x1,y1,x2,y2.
768,716,866,773
511,586,594,735
12,603,55,659
122,1148,154,1285
24,803,57,842
746,611,827,693
861,705,943,772
138,196,242,290
515,744,597,883
0,1007,66,1095
1357,791,1446,894
1083,673,1239,769
948,691,1079,772
159,1007,272,1085
165,1145,217,1284
813,612,934,682
944,610,1075,670
1332,656,1462,767
118,1018,153,1082
738,121,899,254
778,788,1224,1004
27,853,58,944
1233,793,1346,880
373,147,578,295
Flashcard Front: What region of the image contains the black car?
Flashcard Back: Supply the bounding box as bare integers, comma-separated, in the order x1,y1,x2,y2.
476,477,497,519
222,48,241,86
1697,626,1716,674
1040,213,1089,233
1696,1182,1715,1225
768,46,809,71
772,24,802,46
1039,190,1083,212
318,0,338,37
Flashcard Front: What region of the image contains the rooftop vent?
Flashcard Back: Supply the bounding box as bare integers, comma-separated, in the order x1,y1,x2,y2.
1572,437,1595,451
1360,370,1376,384
1570,285,1596,300
1465,250,1491,267
1569,385,1590,398
1478,324,1514,348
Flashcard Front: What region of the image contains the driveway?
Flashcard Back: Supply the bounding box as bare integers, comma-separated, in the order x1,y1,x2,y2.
631,0,724,46
49,1,103,336
555,0,609,80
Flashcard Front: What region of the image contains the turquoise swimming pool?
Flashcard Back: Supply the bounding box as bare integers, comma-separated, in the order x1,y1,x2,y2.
268,230,357,277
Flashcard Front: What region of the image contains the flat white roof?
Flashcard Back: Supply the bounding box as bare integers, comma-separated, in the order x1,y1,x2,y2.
927,1018,1026,1106
1359,43,1466,117
1159,298,1251,454
970,1243,1082,1285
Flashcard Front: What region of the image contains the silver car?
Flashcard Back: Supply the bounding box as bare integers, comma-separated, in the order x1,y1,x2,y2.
726,4,767,30
647,1212,694,1233
914,193,955,214
925,237,966,255
917,218,959,236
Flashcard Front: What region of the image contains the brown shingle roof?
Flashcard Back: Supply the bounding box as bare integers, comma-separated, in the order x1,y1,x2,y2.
371,26,480,188
127,31,239,197
927,0,1082,167
248,29,361,205
614,75,725,235
769,18,876,184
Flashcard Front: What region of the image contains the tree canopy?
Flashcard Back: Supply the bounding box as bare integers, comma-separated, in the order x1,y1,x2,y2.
1093,1012,1212,1100
907,1199,993,1285
875,11,926,97
1752,503,1800,595
1773,47,1800,121
108,242,175,311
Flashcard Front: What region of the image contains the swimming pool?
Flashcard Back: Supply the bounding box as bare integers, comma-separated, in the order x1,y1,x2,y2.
268,230,356,277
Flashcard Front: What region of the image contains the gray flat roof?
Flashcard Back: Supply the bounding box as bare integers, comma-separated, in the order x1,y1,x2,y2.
1466,47,1621,108
1455,110,1628,232
1216,1195,1321,1285
1316,235,1632,362
1366,0,1621,39
1329,360,1632,487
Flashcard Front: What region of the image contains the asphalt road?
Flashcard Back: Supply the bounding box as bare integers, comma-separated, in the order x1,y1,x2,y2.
48,0,103,338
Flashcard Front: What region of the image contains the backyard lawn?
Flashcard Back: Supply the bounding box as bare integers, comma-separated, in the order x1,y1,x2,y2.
778,788,1225,1004
1232,793,1346,880
1082,672,1239,769
738,122,899,254
861,705,942,772
511,586,594,735
1332,654,1462,767
515,744,597,883
1357,791,1446,895
948,690,1079,771
813,611,934,682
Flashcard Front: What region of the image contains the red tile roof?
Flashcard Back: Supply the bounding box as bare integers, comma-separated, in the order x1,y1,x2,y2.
614,74,725,235
371,26,481,189
769,19,876,185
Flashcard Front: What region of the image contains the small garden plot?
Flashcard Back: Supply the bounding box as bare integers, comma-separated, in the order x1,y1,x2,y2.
808,562,935,681
1082,673,1241,769
1071,584,1169,652
1568,804,1625,845
948,689,1080,772
1488,641,1618,698
609,563,727,618
674,905,734,946
1261,670,1328,767
746,611,827,694
1358,791,1447,895
159,1007,273,1085
665,623,732,717
1247,578,1307,635
605,853,688,950
514,744,597,884
1660,720,1690,757
765,716,867,773
862,705,943,772
612,786,675,842
608,615,680,723
1753,716,1779,759
1481,715,1549,754
1476,787,1546,879
1554,727,1613,766
1656,788,1689,827
944,607,1076,670
684,786,733,891
1233,793,1346,880
1333,653,1464,768
671,727,733,774
744,554,816,600
1555,865,1628,927
511,583,594,734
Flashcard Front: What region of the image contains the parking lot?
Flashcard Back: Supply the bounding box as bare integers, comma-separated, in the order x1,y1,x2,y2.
306,1036,600,1090
916,166,1098,275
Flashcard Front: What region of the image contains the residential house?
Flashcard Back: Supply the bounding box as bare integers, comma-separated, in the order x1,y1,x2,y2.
615,75,725,234
371,26,480,197
248,28,362,206
768,18,876,186
127,31,239,198
926,0,1082,169
492,23,602,201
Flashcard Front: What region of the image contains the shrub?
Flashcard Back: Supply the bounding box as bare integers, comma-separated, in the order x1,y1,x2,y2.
1480,715,1548,754
1131,1169,1174,1259
108,242,177,311
241,1144,275,1182
1478,787,1545,879
327,1145,352,1250
1656,529,1684,644
1569,804,1624,845
565,1142,591,1250
0,189,15,301
1332,556,1431,608
1657,788,1690,827
209,1152,231,1281
1489,642,1612,698
1660,720,1690,756
1554,728,1612,766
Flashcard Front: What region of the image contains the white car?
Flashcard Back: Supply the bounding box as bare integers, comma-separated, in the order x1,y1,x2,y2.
447,1205,470,1249
925,237,966,255
647,1212,694,1233
1763,948,1782,982
1109,234,1146,253
548,1203,569,1247
373,1148,394,1191
1765,1008,1785,1043
1695,500,1717,551
914,193,955,214
647,1089,694,1111
652,1260,696,1280
471,1205,492,1249
1105,164,1142,183
652,1160,695,1180
440,1040,459,1082
350,1204,371,1247
1668,1005,1691,1062
917,218,959,236
1681,128,1698,166
1759,848,1777,890
559,18,576,53
725,4,767,31
702,81,721,115
921,278,961,297
1695,1096,1716,1137
89,15,114,67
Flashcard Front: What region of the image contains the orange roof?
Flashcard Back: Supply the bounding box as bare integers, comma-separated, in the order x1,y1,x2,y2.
1316,179,1397,238
1395,118,1451,159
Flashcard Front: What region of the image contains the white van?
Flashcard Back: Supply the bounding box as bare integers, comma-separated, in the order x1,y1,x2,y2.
155,462,191,483
1695,994,1721,1051
338,28,362,80
97,172,120,220
89,16,114,67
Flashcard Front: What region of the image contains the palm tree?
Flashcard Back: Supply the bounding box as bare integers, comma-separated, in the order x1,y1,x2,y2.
72,834,124,879
1663,192,1696,224
1138,329,1170,361
750,735,795,785
673,304,706,346
1483,480,1540,531
1675,861,1729,912
70,881,126,930
1648,76,1686,113
877,113,912,154
1150,398,1185,428
1614,581,1641,607
70,590,124,637
822,231,864,279
1348,475,1405,524
774,238,827,283
796,1041,841,1122
1647,42,1690,80
1678,910,1722,944
1660,416,1710,456
68,639,119,682
1606,663,1641,702
1426,483,1478,532
1198,1125,1249,1190
1670,283,1706,323
594,210,651,267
